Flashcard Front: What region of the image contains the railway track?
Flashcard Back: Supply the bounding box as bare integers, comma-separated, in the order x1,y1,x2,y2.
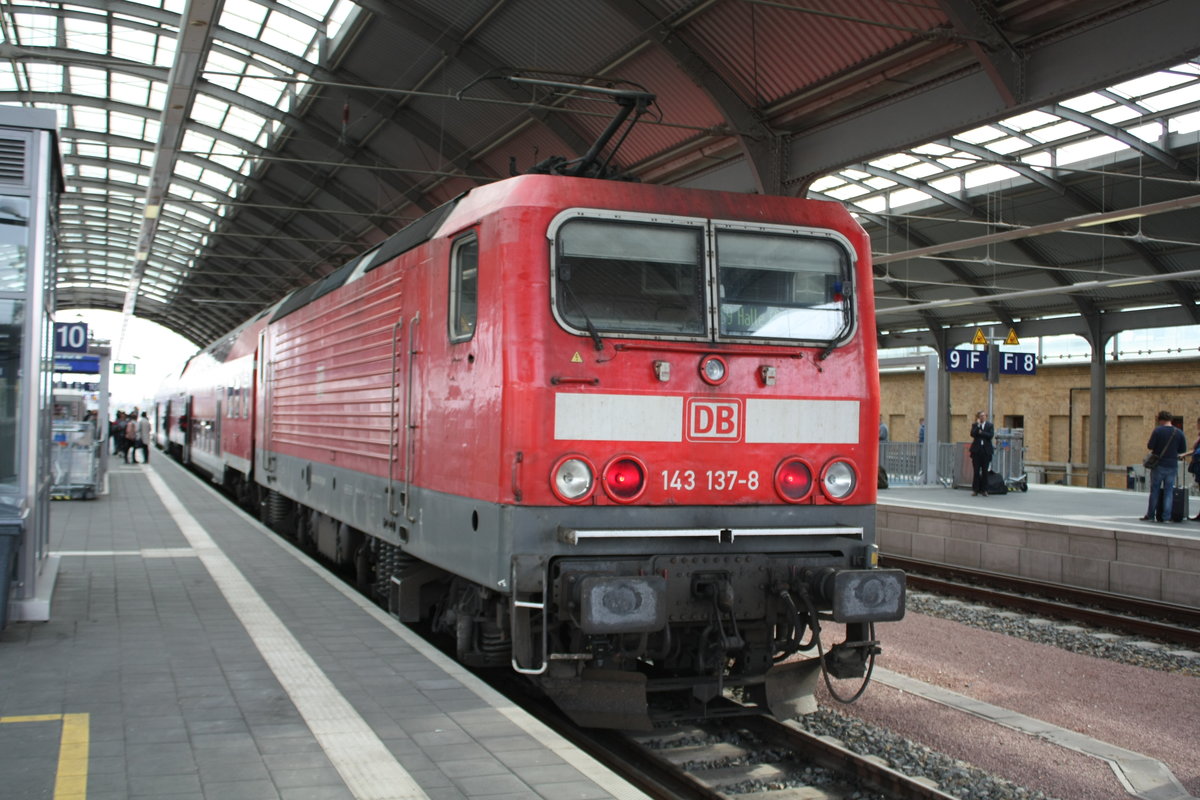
881,555,1200,648
563,707,961,800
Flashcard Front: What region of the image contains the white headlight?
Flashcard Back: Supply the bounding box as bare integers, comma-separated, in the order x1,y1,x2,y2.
553,457,594,502
700,355,727,385
822,460,857,500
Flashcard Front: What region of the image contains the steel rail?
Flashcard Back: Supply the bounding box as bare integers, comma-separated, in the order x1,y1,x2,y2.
882,555,1200,647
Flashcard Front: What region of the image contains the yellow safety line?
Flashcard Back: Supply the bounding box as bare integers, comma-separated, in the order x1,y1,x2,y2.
0,713,90,799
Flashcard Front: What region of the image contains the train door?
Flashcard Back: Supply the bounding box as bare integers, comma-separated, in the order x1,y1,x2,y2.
214,396,223,460
257,329,275,475
182,396,193,464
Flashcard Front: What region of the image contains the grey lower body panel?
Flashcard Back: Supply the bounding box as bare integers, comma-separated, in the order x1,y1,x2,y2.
256,448,876,591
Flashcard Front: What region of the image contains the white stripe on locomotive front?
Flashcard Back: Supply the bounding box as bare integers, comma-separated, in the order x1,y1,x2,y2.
745,398,860,443
554,393,683,441
553,393,860,443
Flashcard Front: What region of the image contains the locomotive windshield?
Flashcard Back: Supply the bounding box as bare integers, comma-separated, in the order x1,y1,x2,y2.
715,228,851,342
552,212,854,344
554,218,707,336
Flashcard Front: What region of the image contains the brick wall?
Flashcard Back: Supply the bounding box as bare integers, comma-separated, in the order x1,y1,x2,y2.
880,357,1200,488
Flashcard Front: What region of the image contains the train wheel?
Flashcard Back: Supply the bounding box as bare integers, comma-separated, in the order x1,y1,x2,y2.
354,538,373,593
255,486,271,526
266,490,291,531
455,614,475,661
293,510,308,546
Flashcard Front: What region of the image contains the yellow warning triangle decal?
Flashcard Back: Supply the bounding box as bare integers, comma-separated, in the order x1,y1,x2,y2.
571,352,583,363
1005,328,1020,345
971,328,987,346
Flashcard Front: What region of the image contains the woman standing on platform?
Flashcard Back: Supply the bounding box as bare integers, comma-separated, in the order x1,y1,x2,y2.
969,410,994,497
1189,416,1200,521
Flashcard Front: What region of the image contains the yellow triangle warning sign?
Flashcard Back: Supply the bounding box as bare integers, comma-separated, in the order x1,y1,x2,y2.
971,328,988,346
571,352,583,363
1005,328,1020,346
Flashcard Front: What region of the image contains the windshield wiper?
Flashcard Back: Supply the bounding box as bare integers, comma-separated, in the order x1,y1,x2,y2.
560,272,604,352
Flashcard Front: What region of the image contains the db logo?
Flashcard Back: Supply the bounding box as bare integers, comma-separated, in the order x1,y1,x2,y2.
686,399,742,441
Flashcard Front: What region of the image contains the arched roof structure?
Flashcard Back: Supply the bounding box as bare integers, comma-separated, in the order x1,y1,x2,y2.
1,0,1197,350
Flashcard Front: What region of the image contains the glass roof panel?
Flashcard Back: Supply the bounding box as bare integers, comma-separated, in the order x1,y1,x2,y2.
928,176,962,194
0,0,348,316
220,4,269,39
887,188,930,207
1091,105,1140,125
68,67,109,98
1059,93,1109,113
1110,70,1189,99
897,162,943,180
1138,84,1200,113
1024,120,1089,143
259,11,321,55
962,164,1017,189
808,175,843,192
110,27,161,66
1001,109,1058,131
982,137,1026,155
26,63,65,92
955,126,1004,145
1128,121,1164,143
1169,109,1200,135
63,16,110,53
12,13,55,45
814,60,1200,220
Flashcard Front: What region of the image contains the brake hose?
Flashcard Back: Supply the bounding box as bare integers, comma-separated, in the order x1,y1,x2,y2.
799,589,876,704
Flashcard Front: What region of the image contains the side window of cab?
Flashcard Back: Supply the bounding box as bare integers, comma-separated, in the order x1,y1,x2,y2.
449,233,478,343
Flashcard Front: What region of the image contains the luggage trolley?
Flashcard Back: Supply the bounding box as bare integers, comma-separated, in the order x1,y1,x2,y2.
51,420,100,500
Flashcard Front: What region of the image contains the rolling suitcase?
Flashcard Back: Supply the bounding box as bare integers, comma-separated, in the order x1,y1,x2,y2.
1155,487,1189,522
1171,487,1188,522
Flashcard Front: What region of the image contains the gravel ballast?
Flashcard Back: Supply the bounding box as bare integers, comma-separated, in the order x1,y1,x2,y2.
792,591,1200,800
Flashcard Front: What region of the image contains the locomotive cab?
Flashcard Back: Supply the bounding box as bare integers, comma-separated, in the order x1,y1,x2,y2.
474,182,907,727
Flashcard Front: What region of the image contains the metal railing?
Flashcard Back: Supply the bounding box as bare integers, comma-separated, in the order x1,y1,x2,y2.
878,445,1198,494
880,433,1025,489
878,441,925,486
1024,459,1199,494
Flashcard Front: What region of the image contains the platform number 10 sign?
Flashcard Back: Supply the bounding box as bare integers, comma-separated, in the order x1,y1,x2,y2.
54,322,89,353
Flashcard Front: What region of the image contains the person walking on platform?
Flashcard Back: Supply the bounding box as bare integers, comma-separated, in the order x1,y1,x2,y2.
111,410,126,456
969,410,994,496
134,412,151,464
1141,410,1186,523
123,414,138,464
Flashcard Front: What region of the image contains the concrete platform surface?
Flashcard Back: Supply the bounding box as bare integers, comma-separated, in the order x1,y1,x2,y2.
0,458,649,800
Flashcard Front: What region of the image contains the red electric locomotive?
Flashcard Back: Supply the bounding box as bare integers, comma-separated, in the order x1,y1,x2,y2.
157,172,905,729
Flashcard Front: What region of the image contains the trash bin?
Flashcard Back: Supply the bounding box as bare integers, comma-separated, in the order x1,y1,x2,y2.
0,503,24,632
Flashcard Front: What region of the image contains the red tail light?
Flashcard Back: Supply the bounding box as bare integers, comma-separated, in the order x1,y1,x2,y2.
603,457,646,502
775,458,814,502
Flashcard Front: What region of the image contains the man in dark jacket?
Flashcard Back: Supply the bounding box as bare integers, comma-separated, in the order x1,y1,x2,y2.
969,410,994,496
1142,410,1186,522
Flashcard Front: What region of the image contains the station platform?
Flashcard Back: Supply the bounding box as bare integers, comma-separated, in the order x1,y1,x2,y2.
881,480,1200,535
877,482,1200,607
0,459,650,800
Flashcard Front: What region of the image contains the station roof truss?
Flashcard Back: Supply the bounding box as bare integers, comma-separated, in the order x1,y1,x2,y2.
0,0,1197,351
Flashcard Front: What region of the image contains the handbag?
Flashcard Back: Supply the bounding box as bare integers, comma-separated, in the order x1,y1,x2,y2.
1144,429,1180,470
